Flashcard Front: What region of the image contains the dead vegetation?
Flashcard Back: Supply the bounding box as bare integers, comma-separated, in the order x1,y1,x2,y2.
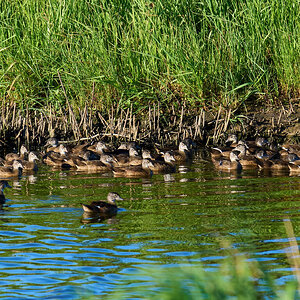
0,99,299,154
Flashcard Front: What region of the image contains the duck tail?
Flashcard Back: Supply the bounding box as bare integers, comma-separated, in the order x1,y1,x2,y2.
81,203,94,213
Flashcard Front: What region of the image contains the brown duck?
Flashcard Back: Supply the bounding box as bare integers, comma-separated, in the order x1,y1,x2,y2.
74,154,115,172
22,152,39,171
173,142,191,162
213,151,242,172
112,159,154,177
0,160,23,178
149,152,176,174
81,192,124,214
5,145,28,163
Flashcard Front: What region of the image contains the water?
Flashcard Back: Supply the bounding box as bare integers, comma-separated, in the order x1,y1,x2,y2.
0,151,300,299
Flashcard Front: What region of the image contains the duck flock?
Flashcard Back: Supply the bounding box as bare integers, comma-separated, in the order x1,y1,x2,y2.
0,134,300,213
211,134,300,173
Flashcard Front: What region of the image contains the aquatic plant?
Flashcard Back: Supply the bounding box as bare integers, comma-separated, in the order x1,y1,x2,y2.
102,255,298,299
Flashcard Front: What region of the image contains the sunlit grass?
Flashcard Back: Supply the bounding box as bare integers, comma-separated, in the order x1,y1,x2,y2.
0,0,299,114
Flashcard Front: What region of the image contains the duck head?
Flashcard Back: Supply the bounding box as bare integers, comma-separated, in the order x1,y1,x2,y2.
45,137,59,147
58,144,68,156
107,192,124,204
20,145,29,156
178,142,189,152
225,134,238,145
229,151,240,162
129,147,139,157
142,159,155,169
28,152,40,162
164,151,176,163
95,141,109,153
142,149,153,159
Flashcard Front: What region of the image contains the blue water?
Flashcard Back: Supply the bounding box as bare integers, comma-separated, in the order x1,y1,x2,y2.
0,151,300,298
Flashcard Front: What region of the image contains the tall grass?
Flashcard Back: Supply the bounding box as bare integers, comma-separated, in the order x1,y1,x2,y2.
0,0,299,115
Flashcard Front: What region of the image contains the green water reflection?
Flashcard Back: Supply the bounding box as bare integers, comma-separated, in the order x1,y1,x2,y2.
0,153,299,298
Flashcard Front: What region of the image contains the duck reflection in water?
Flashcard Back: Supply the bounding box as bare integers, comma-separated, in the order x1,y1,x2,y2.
81,192,124,223
81,212,121,224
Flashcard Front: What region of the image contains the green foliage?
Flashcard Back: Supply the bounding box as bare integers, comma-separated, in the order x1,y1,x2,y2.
0,0,299,112
104,256,298,299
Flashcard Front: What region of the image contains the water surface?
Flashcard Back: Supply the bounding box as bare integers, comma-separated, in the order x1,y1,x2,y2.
0,151,300,299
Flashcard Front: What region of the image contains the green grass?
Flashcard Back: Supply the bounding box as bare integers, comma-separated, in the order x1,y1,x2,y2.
0,0,299,115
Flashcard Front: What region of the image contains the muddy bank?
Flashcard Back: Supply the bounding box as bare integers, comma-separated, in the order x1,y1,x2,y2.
0,101,299,154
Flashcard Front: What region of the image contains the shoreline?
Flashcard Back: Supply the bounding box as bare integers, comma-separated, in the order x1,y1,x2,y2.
1,101,299,154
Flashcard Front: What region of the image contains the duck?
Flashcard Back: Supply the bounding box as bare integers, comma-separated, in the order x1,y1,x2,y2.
5,145,28,163
43,144,70,168
0,180,11,208
173,142,191,162
0,160,23,178
113,147,141,167
81,192,124,214
281,143,300,157
234,144,260,169
288,160,300,173
22,152,40,171
148,151,176,174
112,159,154,177
44,137,61,153
74,154,115,172
213,150,242,172
87,141,110,155
210,140,247,160
244,137,269,154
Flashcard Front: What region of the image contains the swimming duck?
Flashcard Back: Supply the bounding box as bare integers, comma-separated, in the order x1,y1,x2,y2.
148,151,176,174
244,137,269,154
81,192,124,214
43,144,70,168
288,160,300,173
5,145,28,163
112,159,154,177
74,154,115,172
213,151,242,172
234,144,260,169
281,143,300,155
113,147,141,167
210,141,248,160
87,141,110,155
22,152,40,171
173,142,191,162
0,160,23,178
0,180,11,208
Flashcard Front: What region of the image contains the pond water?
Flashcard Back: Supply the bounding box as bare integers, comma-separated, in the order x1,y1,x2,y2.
0,150,300,299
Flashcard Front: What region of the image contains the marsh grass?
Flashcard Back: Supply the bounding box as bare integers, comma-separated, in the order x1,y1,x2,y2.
0,0,299,115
